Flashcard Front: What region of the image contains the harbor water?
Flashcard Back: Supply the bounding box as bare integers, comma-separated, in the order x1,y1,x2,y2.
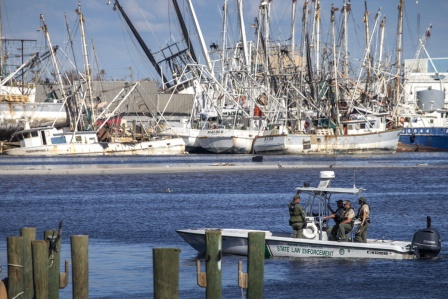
1,153,448,298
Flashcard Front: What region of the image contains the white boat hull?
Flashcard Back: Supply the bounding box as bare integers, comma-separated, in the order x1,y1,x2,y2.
159,126,202,153
177,228,414,260
5,138,185,156
253,129,401,154
0,102,67,138
197,129,262,154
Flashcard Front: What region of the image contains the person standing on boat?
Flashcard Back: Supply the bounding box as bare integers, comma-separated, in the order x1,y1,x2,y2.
337,200,355,242
324,199,344,240
289,194,306,238
355,197,370,243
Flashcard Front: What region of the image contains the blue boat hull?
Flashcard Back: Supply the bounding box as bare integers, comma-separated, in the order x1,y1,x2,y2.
398,127,448,152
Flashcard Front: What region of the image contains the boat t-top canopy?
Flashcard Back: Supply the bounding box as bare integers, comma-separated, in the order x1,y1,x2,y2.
295,171,364,196
296,186,364,195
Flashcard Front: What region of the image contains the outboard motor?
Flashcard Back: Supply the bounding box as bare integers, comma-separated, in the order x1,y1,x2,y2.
411,216,441,259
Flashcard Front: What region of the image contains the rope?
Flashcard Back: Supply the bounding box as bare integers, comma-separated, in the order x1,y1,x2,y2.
12,291,25,299
49,253,54,268
7,264,24,268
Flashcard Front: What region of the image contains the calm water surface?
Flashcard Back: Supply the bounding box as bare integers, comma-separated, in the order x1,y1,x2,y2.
0,153,447,298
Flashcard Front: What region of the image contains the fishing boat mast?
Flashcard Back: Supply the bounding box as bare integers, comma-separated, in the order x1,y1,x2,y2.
395,0,404,107
300,0,309,92
377,16,386,74
76,3,95,129
220,0,228,85
290,0,297,60
313,0,321,79
39,14,71,128
185,0,213,76
362,1,371,102
237,0,250,71
331,4,341,134
342,0,350,78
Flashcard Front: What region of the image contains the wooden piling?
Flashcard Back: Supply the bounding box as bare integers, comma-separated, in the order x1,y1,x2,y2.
205,230,222,299
121,123,126,138
70,235,88,299
132,120,136,140
20,227,36,299
7,236,24,299
45,229,61,299
247,232,265,299
32,240,48,299
153,248,180,299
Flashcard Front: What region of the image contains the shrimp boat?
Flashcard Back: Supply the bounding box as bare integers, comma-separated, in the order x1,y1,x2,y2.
4,126,185,156
177,171,441,260
253,113,401,155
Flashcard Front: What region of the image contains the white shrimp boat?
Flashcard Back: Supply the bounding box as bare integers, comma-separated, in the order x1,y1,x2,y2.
4,126,185,156
0,86,67,139
253,113,401,154
197,128,268,154
253,128,401,154
177,171,441,260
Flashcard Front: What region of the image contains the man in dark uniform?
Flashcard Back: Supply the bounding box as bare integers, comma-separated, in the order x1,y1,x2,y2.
324,199,344,240
289,194,306,238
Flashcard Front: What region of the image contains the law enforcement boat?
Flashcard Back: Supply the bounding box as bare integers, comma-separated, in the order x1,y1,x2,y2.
177,171,441,260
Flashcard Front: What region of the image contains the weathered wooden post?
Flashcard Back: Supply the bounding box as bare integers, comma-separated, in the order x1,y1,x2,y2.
20,227,36,299
132,120,136,140
205,230,222,299
7,236,24,299
71,235,88,299
153,248,181,299
247,232,265,299
121,123,126,139
32,240,48,299
45,229,61,299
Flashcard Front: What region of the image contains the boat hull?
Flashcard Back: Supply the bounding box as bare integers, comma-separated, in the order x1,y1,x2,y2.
266,238,413,260
398,127,448,152
5,138,185,156
197,129,260,154
177,228,414,260
159,127,203,153
0,102,68,139
253,129,401,154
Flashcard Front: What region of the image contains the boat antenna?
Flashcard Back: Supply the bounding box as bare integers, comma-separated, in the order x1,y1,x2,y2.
353,168,356,188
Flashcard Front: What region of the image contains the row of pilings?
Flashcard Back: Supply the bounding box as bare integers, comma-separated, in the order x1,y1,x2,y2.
1,229,265,298
1,226,86,299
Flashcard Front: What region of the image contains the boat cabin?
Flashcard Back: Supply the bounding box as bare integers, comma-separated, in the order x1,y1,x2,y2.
13,127,99,148
342,113,388,135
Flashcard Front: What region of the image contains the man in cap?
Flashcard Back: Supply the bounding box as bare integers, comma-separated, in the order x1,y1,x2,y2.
289,193,306,238
337,200,355,242
323,199,345,240
355,197,370,243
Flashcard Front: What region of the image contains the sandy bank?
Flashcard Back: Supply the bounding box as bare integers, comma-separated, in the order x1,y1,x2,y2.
0,162,440,175
0,163,298,175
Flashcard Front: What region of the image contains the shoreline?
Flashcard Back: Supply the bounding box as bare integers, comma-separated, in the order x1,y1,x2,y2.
0,162,442,175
